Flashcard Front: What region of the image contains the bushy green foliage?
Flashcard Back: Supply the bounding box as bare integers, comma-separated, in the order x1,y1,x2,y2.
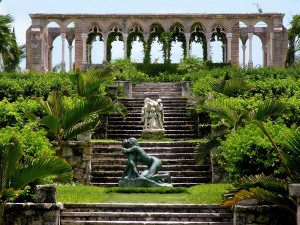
109,58,149,82
178,56,206,74
219,121,291,180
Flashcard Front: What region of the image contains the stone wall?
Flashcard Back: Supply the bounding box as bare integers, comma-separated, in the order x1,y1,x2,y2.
62,141,92,184
234,204,296,225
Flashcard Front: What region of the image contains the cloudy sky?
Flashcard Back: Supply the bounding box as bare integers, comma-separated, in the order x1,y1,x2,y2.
1,0,299,68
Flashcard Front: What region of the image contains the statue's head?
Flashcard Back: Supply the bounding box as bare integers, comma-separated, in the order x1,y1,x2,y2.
122,137,138,148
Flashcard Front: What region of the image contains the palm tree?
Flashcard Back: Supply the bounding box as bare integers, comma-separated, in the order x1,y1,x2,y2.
0,14,25,71
28,71,126,154
0,133,72,225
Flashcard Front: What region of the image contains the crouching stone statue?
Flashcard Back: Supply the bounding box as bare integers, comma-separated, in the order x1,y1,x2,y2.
118,137,172,187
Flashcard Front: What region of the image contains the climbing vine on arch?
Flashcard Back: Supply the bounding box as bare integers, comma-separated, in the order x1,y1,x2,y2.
169,23,186,62
190,23,207,60
107,32,123,62
127,31,144,61
144,23,165,64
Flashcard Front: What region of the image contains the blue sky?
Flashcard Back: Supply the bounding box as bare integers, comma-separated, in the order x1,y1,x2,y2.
1,0,299,68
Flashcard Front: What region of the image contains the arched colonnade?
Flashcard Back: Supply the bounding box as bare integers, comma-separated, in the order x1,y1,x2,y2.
26,13,288,72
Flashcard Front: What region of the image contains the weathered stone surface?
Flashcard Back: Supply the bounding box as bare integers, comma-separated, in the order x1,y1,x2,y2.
141,129,165,139
35,185,56,203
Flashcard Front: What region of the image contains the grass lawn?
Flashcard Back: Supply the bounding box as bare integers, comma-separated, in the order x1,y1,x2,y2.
56,183,230,204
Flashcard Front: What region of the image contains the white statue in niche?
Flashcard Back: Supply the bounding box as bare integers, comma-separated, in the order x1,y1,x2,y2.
141,98,164,130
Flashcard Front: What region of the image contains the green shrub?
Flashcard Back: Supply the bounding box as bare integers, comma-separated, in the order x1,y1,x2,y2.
219,121,291,180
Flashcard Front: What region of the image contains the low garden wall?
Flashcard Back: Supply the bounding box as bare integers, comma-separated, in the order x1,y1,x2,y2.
62,141,92,185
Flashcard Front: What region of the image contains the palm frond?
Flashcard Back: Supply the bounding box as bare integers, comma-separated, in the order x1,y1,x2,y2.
223,187,295,215
195,133,225,165
223,174,288,200
0,135,23,193
283,131,300,182
64,118,99,141
62,96,115,132
11,157,72,190
204,100,240,128
253,99,289,121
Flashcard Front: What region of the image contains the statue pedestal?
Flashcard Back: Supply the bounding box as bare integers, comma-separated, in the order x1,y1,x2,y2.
141,129,165,139
119,174,172,188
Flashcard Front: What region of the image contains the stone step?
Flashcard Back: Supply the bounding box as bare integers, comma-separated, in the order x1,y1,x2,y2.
92,147,197,154
91,170,210,177
90,182,208,187
61,203,233,225
62,222,233,225
92,154,196,161
61,203,231,213
91,165,210,171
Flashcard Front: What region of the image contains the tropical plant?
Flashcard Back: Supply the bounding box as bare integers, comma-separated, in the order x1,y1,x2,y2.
0,14,24,72
221,130,300,221
28,71,126,154
0,133,72,225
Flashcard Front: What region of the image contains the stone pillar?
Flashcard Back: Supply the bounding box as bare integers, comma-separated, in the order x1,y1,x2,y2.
248,33,253,68
289,184,300,225
226,33,232,63
87,44,91,63
185,33,191,57
68,45,73,72
123,33,128,59
49,46,53,71
102,32,108,64
60,33,66,72
206,33,212,61
81,33,88,64
269,32,274,66
242,44,246,67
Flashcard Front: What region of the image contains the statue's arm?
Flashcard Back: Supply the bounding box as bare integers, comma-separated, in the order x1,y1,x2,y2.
124,146,138,153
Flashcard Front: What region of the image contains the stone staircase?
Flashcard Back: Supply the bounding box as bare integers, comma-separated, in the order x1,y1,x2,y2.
107,98,198,140
60,203,233,225
90,141,211,187
106,82,198,141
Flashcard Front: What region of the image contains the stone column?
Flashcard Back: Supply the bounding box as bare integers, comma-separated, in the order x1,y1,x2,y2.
185,33,191,57
49,46,53,71
87,44,91,63
206,33,212,61
269,32,274,66
102,32,108,64
68,45,73,72
248,33,253,68
81,33,88,64
226,33,232,63
289,184,300,225
242,44,246,68
123,33,128,59
60,33,66,72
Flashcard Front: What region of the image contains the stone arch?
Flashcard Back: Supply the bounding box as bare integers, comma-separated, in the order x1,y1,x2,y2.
107,23,124,61
86,25,104,64
147,22,165,63
127,23,145,62
190,22,206,60
169,22,186,62
210,25,227,62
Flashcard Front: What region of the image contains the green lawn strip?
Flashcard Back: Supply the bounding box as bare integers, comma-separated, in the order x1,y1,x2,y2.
56,184,231,204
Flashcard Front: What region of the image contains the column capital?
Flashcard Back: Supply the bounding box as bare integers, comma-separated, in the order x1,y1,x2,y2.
122,33,129,39
81,33,88,40
226,32,233,39
61,33,66,39
248,33,254,39
185,32,191,39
